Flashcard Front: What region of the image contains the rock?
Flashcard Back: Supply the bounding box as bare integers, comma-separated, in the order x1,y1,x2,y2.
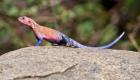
0,46,140,80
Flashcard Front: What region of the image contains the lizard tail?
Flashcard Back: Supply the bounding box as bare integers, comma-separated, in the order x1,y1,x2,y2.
97,32,125,49
61,32,125,48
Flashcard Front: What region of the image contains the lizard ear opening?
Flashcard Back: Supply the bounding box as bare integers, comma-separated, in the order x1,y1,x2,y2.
28,21,31,23
30,21,36,29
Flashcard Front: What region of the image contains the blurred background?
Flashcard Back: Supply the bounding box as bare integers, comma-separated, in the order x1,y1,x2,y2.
0,0,140,54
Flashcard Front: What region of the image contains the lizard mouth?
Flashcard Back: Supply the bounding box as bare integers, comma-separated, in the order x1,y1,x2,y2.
18,17,24,23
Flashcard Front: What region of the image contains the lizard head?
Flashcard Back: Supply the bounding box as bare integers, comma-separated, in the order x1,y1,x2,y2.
18,16,37,29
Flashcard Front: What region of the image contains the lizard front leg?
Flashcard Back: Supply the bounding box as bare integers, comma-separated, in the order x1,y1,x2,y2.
35,38,44,46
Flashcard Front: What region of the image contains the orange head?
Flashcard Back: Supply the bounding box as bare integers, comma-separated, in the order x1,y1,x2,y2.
18,16,38,29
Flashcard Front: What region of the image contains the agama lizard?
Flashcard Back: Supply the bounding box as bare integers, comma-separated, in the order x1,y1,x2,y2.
18,16,125,48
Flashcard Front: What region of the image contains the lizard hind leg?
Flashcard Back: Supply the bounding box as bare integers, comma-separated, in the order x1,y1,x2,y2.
61,34,87,48
58,35,69,46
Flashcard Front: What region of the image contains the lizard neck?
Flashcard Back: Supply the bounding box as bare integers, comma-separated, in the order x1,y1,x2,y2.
31,23,45,39
30,21,39,29
31,23,41,32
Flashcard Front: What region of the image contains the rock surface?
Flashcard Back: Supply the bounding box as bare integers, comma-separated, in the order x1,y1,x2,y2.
0,46,140,80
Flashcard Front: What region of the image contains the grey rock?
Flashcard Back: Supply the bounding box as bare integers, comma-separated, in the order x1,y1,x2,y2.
0,46,140,80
